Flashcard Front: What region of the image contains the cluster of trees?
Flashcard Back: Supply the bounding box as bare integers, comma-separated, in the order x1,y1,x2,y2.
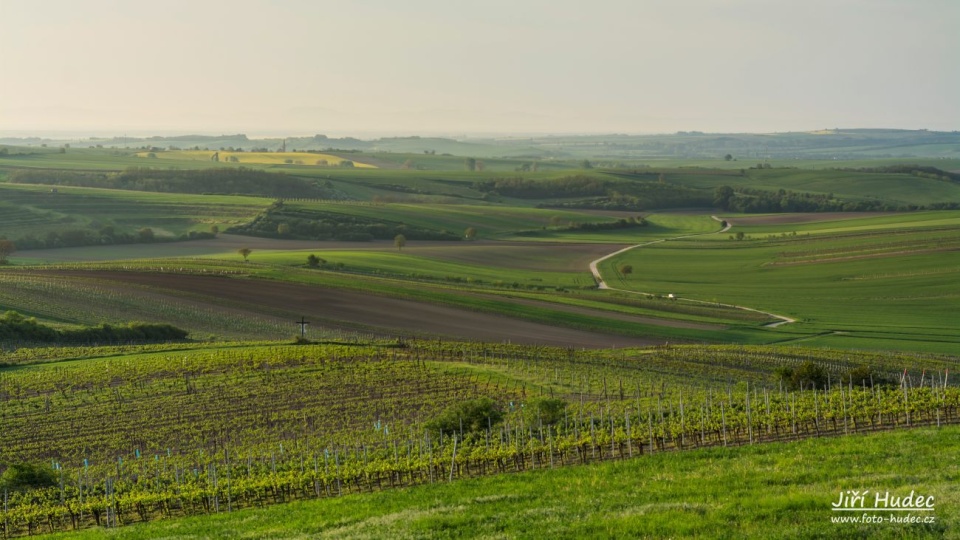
230,203,461,242
713,185,922,213
845,165,960,183
9,226,215,251
560,216,647,232
9,167,332,198
542,184,712,211
10,226,157,250
0,311,188,345
775,361,894,390
473,175,609,199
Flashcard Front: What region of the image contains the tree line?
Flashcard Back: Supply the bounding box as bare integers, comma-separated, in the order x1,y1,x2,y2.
229,202,462,242
712,185,959,213
473,175,609,198
8,167,334,198
0,311,188,346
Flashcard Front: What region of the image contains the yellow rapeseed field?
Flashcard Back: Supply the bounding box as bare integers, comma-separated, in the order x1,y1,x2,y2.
137,150,376,168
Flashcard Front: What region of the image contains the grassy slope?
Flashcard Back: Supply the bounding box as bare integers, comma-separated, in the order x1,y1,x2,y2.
44,426,959,539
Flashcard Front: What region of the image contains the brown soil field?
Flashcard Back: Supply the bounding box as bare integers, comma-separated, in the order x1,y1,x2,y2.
723,212,895,226
47,271,658,348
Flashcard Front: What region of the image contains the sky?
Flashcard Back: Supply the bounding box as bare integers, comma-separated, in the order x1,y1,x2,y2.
1,0,958,137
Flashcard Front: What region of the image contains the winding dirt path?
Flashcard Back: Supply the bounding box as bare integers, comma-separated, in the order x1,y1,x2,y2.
588,216,796,328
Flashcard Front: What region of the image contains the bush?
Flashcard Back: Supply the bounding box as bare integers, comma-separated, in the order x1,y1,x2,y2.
1,463,57,492
776,361,829,390
425,397,503,437
522,398,567,426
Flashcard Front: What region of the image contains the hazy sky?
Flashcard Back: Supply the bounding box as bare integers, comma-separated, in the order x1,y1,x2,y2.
1,0,957,136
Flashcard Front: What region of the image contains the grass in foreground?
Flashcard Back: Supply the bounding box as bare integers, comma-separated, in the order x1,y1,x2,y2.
43,426,959,539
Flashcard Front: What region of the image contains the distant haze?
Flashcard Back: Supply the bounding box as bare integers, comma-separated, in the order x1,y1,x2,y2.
1,0,957,136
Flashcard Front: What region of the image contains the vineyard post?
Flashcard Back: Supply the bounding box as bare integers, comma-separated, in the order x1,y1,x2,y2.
746,390,753,444
764,388,771,437
699,405,705,448
840,384,847,435
225,449,232,512
935,376,942,427
791,393,797,436
720,402,727,447
813,388,821,436
648,408,655,454
334,449,342,496
590,415,596,459
679,390,685,449
610,414,615,458
211,462,219,513
449,434,458,482
904,381,911,426
548,433,555,468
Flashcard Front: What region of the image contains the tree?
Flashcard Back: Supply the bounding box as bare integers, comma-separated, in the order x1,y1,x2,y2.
277,223,291,236
307,254,325,268
464,227,476,240
581,159,593,169
239,247,252,262
394,234,407,251
464,158,477,171
0,239,15,264
137,227,155,242
714,185,735,209
340,160,354,168
619,264,633,276
724,154,733,161
210,224,220,236
735,231,745,241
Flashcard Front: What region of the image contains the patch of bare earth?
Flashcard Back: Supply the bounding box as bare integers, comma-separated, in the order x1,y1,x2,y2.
45,271,658,348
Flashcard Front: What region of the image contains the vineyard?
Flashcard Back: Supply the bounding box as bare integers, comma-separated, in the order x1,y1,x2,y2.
0,341,957,536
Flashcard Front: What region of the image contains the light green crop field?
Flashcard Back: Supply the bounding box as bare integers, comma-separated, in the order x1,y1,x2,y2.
599,211,960,353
